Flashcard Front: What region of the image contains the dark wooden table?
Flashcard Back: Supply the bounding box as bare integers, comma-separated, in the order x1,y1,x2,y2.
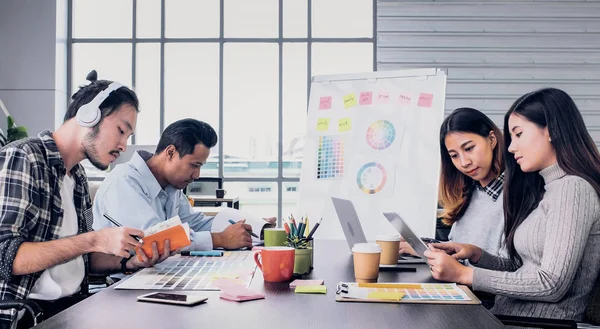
34,240,504,329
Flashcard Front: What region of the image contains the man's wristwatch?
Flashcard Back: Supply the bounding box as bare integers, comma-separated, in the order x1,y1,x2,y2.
121,256,133,275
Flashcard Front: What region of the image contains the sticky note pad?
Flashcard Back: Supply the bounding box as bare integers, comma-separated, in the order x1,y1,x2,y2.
398,93,412,105
316,118,330,131
359,92,373,105
367,291,405,301
290,279,324,288
417,93,434,108
343,93,357,109
338,118,351,132
295,285,327,294
319,96,332,110
377,92,389,104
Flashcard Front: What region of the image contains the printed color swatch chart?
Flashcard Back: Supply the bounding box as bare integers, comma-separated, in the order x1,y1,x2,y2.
397,284,471,301
366,120,396,150
337,282,474,303
116,251,256,291
317,136,345,180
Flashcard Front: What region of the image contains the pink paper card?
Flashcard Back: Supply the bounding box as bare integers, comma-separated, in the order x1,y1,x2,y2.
417,93,434,108
319,96,332,110
398,93,412,106
377,92,389,104
359,92,373,105
289,279,324,288
212,279,265,302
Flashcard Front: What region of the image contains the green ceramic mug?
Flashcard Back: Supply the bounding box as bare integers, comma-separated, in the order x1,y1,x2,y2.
263,228,287,247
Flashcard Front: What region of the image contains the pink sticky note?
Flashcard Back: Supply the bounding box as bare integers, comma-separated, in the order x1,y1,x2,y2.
212,279,265,302
359,92,373,105
417,93,434,108
289,279,325,288
319,96,332,110
377,92,389,104
398,93,412,105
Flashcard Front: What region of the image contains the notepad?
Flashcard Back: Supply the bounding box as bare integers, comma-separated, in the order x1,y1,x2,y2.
295,285,327,294
212,279,265,302
289,279,324,288
367,291,404,301
135,216,191,261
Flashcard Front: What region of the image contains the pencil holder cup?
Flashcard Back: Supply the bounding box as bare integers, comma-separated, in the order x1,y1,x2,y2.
293,247,313,275
308,240,314,269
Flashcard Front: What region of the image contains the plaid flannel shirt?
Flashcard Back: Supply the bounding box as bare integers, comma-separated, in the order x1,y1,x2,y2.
0,130,92,325
473,171,505,202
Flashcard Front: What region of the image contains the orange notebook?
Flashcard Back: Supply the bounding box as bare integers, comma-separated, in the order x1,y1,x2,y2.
136,219,191,261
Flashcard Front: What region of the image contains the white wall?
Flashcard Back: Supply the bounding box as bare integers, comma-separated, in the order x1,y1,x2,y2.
0,0,67,136
377,1,600,146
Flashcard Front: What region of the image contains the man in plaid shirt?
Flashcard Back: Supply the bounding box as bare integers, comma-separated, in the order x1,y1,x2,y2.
0,72,172,328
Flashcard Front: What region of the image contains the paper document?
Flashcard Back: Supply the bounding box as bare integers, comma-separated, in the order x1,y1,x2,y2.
211,208,271,244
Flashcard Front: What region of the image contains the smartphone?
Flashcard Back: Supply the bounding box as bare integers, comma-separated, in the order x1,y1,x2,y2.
137,292,208,306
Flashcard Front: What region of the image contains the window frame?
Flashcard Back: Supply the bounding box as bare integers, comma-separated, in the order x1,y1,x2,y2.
67,0,376,224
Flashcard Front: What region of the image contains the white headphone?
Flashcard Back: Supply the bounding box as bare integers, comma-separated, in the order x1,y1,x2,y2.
76,82,124,127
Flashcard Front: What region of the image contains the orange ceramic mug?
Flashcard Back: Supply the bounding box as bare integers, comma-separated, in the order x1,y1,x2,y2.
253,247,295,282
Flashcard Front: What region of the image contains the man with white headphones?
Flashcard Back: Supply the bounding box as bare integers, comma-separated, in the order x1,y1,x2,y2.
0,71,172,329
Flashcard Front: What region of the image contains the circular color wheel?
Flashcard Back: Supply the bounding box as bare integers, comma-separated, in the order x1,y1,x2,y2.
366,120,396,150
356,162,387,194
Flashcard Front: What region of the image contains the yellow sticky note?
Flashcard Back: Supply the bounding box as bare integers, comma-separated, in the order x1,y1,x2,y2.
343,93,357,109
338,118,352,132
295,285,327,294
316,118,330,131
367,291,405,301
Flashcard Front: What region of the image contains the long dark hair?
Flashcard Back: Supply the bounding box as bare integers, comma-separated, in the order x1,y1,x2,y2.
439,108,504,225
503,88,600,261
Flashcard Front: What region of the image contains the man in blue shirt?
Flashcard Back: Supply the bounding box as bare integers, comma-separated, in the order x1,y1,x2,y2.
93,119,275,250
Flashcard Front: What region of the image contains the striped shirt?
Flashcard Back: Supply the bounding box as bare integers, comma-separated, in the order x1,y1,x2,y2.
0,130,92,325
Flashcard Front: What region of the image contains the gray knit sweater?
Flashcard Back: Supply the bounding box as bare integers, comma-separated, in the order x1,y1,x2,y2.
472,164,600,321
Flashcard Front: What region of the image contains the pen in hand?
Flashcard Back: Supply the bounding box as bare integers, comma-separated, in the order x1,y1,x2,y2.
228,219,259,239
103,213,144,243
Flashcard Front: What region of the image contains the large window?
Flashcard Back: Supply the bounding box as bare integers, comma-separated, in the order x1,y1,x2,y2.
69,0,375,220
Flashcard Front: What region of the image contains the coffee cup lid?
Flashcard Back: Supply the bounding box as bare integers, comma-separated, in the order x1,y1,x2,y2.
376,233,401,242
352,243,382,253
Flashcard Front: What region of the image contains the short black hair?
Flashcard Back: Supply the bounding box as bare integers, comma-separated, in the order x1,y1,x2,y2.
156,119,218,157
64,70,139,124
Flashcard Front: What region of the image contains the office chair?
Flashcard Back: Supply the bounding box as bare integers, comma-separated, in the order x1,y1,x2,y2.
494,275,600,329
0,299,43,327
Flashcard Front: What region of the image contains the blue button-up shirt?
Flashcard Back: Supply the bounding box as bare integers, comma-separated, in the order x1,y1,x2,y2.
92,150,214,250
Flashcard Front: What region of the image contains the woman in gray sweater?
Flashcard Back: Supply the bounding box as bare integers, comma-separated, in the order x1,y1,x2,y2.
425,88,600,321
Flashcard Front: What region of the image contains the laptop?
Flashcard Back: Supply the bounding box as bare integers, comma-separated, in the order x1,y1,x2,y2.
331,197,426,265
382,212,430,260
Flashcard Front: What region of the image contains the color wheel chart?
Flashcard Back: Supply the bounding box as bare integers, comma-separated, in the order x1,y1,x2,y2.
317,136,345,180
366,120,396,150
357,162,387,194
